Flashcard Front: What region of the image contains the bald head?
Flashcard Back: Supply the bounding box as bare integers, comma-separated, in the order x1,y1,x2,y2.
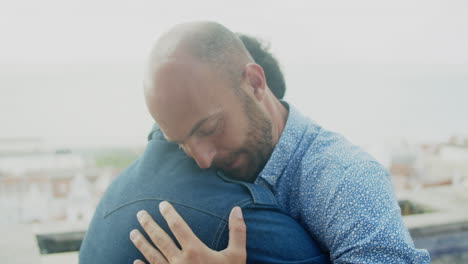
146,21,254,92
143,22,288,180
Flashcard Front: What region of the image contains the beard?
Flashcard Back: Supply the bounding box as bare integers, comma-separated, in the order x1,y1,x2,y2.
217,89,273,182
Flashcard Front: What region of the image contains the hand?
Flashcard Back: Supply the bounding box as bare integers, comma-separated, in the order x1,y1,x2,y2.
129,201,247,264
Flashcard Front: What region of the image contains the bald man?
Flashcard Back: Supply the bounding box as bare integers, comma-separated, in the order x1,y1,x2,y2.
136,21,430,263
79,34,329,263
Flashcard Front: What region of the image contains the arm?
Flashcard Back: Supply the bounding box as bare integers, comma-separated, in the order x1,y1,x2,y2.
307,161,430,263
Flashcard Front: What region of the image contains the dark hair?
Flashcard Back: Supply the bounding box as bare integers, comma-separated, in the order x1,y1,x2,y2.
237,34,286,99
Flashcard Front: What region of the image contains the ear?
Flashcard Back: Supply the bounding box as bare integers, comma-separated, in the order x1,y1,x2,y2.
243,63,267,102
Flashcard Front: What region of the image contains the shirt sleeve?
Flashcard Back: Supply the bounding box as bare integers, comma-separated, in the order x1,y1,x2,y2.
304,161,430,264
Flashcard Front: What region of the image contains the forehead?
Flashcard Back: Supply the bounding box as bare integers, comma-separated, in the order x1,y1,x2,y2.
147,58,231,140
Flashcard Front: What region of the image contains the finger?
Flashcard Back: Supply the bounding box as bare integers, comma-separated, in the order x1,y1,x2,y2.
159,201,203,249
226,207,247,253
136,210,180,261
130,229,168,264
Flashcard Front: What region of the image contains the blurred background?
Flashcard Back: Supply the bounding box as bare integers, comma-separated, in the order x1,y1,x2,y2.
1,0,467,263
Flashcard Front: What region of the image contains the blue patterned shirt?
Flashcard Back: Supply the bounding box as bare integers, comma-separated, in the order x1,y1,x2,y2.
255,103,430,263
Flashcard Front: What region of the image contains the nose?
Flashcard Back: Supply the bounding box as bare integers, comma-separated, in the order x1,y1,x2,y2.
186,139,216,169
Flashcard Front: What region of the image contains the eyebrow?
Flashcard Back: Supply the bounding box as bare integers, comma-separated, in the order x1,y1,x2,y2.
165,112,221,144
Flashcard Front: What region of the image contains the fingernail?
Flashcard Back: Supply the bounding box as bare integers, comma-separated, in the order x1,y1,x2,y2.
233,207,243,219
137,210,145,221
159,201,168,213
130,229,138,240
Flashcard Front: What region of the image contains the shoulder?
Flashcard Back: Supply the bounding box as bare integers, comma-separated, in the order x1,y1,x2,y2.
296,125,383,193
294,126,392,227
304,127,376,171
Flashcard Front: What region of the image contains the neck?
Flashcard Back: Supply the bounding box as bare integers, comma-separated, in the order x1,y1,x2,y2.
264,92,288,146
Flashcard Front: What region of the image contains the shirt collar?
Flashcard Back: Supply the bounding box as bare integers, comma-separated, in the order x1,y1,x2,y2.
256,102,316,187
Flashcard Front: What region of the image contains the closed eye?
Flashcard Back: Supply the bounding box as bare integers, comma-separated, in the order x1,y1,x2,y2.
196,117,223,137
196,123,218,137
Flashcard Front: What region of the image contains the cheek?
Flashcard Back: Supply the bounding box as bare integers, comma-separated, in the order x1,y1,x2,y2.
216,116,248,150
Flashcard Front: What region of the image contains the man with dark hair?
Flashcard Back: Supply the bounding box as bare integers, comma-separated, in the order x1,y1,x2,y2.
79,33,329,263
131,21,430,263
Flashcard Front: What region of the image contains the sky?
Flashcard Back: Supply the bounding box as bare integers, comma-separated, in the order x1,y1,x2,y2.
0,0,467,148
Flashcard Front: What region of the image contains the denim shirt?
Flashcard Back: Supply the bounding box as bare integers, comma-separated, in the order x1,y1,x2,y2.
256,103,430,263
79,126,330,264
